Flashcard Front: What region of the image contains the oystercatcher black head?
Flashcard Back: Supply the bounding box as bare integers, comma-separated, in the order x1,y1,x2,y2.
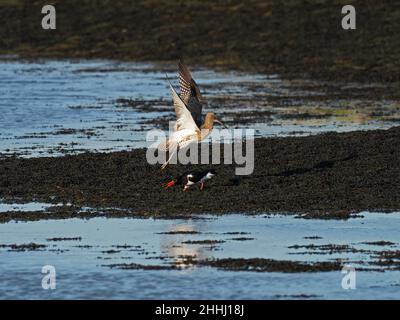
164,169,217,191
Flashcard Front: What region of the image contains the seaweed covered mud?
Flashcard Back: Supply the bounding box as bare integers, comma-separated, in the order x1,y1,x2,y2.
1,126,399,221
0,1,399,220
1,0,400,88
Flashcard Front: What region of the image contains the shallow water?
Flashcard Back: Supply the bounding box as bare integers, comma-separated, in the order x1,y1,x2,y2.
1,59,399,157
0,201,53,213
1,60,399,300
0,212,399,299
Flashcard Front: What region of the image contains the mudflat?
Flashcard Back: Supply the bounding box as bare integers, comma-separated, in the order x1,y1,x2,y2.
1,126,399,220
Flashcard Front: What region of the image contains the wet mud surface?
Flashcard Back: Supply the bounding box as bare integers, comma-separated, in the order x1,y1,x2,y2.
0,243,46,252
107,258,342,273
1,126,400,220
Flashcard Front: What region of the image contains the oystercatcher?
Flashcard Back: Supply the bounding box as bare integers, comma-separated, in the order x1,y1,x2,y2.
164,169,217,191
159,61,227,169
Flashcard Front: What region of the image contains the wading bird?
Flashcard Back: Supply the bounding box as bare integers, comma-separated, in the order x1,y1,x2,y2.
159,61,227,169
164,169,217,191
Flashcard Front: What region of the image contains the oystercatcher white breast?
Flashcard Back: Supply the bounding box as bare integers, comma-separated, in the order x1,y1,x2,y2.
164,169,217,191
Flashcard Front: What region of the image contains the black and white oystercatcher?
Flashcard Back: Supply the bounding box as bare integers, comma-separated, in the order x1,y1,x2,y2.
164,169,217,191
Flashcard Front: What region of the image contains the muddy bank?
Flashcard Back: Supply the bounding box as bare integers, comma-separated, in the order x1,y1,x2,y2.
1,126,400,220
0,243,46,252
196,258,342,273
107,258,342,273
1,0,400,86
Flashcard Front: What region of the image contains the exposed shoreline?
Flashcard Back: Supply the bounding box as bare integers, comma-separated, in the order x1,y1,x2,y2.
1,126,399,221
1,0,400,221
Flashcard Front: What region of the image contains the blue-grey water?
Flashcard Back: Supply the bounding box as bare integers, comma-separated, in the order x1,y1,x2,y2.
0,212,399,299
1,59,400,300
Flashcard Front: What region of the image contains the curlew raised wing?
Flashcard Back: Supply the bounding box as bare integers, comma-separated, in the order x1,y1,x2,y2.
178,60,203,127
170,83,199,133
178,60,193,105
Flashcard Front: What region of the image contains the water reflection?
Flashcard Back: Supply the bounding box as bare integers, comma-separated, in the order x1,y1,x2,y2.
160,219,209,269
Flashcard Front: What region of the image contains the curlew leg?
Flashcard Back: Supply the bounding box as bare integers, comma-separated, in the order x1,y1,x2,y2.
161,147,177,170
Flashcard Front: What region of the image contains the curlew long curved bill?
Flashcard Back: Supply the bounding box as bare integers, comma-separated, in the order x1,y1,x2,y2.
214,119,228,129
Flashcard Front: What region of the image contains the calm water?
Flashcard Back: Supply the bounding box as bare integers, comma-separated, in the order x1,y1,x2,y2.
0,212,399,299
1,60,399,300
1,59,399,157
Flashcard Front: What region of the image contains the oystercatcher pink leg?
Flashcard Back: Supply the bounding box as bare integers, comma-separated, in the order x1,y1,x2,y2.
200,182,204,191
